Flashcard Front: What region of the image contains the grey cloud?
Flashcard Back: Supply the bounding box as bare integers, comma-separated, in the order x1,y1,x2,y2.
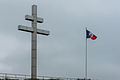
0,0,120,80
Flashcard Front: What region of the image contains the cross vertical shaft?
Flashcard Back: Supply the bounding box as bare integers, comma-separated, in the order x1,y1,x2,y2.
32,5,37,79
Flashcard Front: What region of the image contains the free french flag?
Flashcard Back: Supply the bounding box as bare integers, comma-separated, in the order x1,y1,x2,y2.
86,30,97,40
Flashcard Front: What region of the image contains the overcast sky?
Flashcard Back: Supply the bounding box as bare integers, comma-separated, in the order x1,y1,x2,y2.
0,0,120,80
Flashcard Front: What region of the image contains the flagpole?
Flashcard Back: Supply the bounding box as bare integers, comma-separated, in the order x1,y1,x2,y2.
85,27,88,80
85,28,97,80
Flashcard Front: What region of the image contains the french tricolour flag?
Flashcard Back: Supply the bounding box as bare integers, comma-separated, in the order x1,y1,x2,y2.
86,30,97,40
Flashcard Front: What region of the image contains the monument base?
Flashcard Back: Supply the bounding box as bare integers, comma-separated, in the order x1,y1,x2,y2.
24,79,39,80
24,79,60,80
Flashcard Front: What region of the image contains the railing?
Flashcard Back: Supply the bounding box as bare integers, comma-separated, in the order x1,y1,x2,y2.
0,73,85,80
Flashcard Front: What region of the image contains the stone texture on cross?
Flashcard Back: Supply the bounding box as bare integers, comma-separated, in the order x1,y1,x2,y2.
18,5,50,79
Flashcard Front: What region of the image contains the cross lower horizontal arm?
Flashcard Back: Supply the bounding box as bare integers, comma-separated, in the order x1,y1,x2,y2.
18,25,33,32
18,25,50,35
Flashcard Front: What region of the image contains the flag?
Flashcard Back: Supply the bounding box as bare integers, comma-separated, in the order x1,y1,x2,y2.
86,30,97,40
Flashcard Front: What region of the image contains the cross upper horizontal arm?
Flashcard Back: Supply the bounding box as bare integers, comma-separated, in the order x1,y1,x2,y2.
18,25,33,32
37,17,44,23
25,15,34,22
25,15,44,23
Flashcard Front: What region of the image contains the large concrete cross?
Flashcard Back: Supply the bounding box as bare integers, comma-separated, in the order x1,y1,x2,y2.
18,5,50,79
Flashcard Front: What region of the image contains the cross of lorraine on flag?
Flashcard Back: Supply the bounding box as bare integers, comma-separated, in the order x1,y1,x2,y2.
86,30,97,40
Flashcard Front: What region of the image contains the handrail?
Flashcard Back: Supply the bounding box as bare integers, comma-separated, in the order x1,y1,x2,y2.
0,73,88,80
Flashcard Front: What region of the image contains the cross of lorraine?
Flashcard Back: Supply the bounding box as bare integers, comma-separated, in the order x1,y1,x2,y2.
18,5,50,79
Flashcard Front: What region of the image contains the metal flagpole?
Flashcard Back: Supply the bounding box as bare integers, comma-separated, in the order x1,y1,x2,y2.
85,27,88,80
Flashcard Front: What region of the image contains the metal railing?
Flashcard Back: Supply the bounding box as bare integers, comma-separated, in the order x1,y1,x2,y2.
0,73,90,80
